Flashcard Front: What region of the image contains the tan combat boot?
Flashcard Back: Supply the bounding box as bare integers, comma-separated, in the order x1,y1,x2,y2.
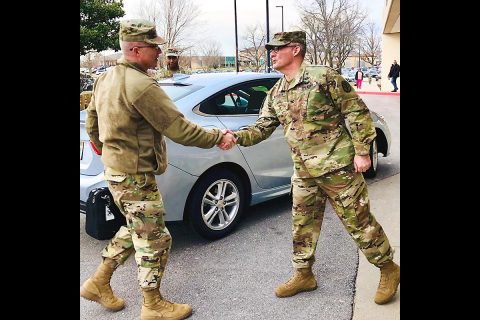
275,268,318,298
80,258,125,311
374,260,400,304
141,288,192,320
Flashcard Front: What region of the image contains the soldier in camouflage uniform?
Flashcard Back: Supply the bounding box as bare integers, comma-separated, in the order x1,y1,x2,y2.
228,31,400,305
155,47,188,80
80,19,236,320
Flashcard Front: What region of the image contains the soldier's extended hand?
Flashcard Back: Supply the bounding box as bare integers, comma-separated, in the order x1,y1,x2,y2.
217,129,237,150
353,154,371,173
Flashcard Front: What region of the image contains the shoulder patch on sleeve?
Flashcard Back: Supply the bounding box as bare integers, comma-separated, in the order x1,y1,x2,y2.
341,80,352,92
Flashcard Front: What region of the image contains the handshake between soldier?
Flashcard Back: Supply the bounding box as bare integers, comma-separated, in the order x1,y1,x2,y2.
81,23,399,320
217,129,237,150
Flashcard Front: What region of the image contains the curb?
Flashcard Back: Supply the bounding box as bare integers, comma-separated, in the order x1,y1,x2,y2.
352,174,400,320
356,91,400,96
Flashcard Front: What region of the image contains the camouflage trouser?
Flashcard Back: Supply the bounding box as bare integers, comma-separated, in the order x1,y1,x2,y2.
101,167,171,290
291,165,393,269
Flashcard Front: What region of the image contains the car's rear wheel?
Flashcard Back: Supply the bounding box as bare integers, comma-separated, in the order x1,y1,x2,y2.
363,138,378,178
187,169,245,240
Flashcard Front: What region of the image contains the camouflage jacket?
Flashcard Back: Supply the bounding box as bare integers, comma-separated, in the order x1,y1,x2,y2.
155,67,189,80
86,58,222,175
234,64,376,178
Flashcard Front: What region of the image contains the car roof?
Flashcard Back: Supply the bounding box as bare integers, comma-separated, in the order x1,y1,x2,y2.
80,72,284,119
158,72,282,87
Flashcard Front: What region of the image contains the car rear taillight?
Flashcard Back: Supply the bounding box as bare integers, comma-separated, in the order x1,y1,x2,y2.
90,141,102,155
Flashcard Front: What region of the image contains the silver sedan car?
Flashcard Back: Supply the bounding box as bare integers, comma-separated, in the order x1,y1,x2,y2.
80,71,391,239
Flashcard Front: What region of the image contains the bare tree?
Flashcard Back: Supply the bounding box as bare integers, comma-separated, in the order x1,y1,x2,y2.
135,0,162,24
298,0,366,71
240,24,267,72
160,0,200,48
302,14,323,65
360,21,381,67
133,0,200,48
333,3,366,72
80,52,101,73
80,52,106,74
197,41,223,72
179,49,193,70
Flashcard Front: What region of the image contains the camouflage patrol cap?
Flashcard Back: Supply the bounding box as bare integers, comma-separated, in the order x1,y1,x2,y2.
265,31,306,50
119,19,166,45
165,48,179,57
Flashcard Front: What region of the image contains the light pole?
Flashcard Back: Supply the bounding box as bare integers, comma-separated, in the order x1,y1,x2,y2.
276,5,284,32
358,40,361,69
266,0,271,72
234,0,239,72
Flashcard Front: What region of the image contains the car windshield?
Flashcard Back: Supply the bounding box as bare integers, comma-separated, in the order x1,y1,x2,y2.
158,84,203,102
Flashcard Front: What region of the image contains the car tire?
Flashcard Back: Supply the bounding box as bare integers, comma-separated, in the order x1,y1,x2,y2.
187,169,245,240
363,138,378,178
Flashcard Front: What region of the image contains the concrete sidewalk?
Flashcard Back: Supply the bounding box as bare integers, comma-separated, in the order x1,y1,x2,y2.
353,174,400,320
352,77,400,95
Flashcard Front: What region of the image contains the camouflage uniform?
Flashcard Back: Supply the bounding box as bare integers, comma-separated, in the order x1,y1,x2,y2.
155,67,189,80
235,32,394,269
102,168,171,288
156,68,174,79
86,20,223,290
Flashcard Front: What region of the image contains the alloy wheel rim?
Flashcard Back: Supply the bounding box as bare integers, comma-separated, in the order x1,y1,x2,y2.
201,179,240,230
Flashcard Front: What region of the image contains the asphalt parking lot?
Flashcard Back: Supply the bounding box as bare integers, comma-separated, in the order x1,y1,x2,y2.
81,194,359,320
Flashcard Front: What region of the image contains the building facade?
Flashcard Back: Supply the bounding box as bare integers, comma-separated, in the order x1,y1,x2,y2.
380,0,400,91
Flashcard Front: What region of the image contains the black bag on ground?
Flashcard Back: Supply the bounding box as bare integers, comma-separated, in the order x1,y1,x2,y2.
85,187,126,240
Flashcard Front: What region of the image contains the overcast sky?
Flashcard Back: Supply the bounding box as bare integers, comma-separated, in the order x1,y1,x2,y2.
122,0,384,56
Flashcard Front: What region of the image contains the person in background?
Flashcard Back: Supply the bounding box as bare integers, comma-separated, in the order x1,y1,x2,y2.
387,60,400,92
156,47,187,79
80,19,236,320
355,68,364,89
222,31,399,306
165,48,182,73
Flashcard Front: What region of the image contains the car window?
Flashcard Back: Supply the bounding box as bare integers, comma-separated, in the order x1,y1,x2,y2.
199,80,277,115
